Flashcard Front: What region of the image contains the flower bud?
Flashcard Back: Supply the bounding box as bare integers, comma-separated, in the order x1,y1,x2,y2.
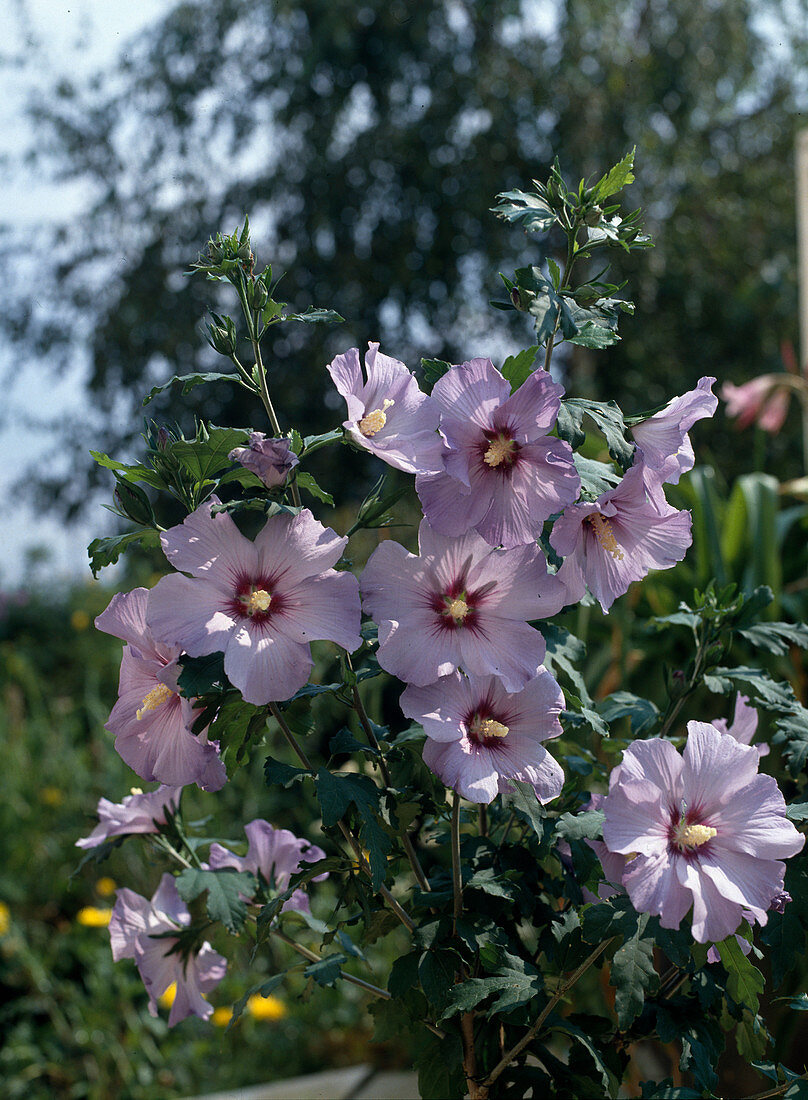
114,477,156,527
206,314,237,357
229,433,299,488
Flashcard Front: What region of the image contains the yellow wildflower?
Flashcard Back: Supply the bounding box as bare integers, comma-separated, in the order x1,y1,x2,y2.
95,877,117,898
76,906,112,928
247,994,286,1021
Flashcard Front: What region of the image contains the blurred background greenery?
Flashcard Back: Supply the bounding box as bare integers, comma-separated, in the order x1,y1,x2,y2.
3,0,808,1096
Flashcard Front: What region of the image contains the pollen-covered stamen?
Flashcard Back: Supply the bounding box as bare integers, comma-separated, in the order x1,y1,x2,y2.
247,588,272,614
358,398,395,437
444,596,470,622
587,512,624,560
136,683,174,720
469,715,509,742
673,820,717,851
483,432,517,468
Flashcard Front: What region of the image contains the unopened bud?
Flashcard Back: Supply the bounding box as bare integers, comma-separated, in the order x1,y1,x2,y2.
207,314,237,356
114,477,155,527
249,279,269,310
584,205,603,227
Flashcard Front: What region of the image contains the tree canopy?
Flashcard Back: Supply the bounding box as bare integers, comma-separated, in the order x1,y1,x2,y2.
5,0,806,514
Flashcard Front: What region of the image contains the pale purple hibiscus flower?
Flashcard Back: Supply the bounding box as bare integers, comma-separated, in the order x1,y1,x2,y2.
360,521,567,691
550,462,692,612
601,722,804,944
228,432,299,488
631,376,717,485
415,358,580,548
583,793,756,959
712,693,768,757
327,342,446,475
400,669,564,804
208,819,327,913
96,589,226,790
109,874,226,1026
147,503,362,705
76,785,182,850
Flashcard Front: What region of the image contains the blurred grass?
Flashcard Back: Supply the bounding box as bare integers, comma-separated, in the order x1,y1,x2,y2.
0,578,410,1100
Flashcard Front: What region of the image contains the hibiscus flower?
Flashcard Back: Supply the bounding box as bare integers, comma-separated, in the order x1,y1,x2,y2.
147,503,362,705
601,722,804,943
415,358,580,548
400,669,564,804
360,520,567,690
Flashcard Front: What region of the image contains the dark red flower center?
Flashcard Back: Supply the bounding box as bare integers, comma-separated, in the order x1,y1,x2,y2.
230,576,285,624
481,428,520,471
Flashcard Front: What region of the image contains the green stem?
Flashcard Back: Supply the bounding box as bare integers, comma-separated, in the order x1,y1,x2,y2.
268,702,415,933
451,795,463,934
658,622,715,739
542,230,578,375
348,668,430,894
480,938,614,1091
235,277,302,508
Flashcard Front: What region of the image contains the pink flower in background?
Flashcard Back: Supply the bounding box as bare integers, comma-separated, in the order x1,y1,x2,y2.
327,342,447,475
147,503,362,705
76,785,182,849
109,874,226,1027
400,669,564,804
360,520,567,690
550,462,692,612
631,376,717,485
722,376,790,433
601,723,804,943
208,819,327,913
228,433,299,488
712,693,768,757
96,589,226,791
415,358,580,548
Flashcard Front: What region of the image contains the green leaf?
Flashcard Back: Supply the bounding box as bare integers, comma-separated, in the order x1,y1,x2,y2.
315,769,391,889
421,358,452,392
87,527,161,577
177,652,228,698
175,867,255,933
329,727,380,758
301,428,344,455
491,188,556,233
304,953,347,986
612,922,657,1027
294,470,334,506
282,306,344,324
574,454,622,497
418,949,457,1012
142,371,242,406
591,148,636,202
717,936,765,1014
208,695,266,775
171,427,248,484
264,755,310,788
555,810,604,842
502,779,550,850
500,345,540,391
441,965,544,1019
560,398,634,468
90,450,167,491
598,691,659,736
738,621,808,654
414,1030,465,1100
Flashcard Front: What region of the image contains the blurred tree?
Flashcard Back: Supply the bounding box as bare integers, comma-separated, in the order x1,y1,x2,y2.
4,0,806,516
